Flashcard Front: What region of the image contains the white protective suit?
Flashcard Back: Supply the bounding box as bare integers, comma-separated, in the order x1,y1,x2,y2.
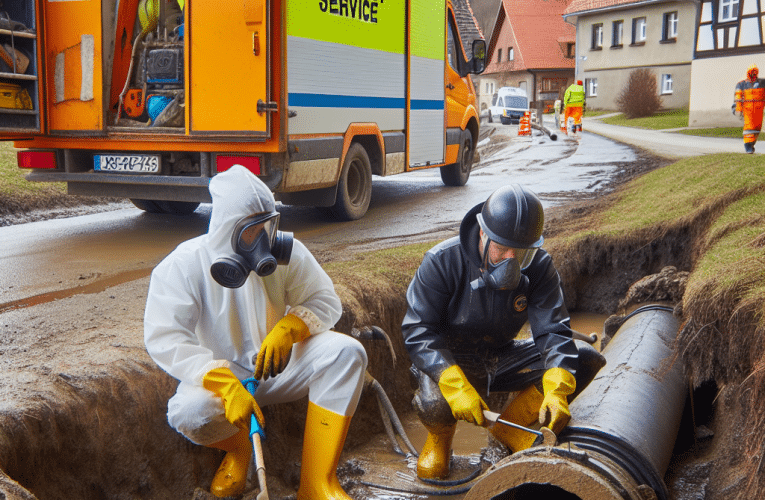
144,165,367,446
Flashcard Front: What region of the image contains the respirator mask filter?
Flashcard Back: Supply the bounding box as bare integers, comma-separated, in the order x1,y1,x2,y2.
210,212,294,288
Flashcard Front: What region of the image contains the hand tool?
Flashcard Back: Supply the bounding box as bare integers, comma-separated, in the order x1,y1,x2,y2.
483,410,557,447
243,377,269,500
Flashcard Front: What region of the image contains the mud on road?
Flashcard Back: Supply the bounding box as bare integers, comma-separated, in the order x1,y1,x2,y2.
1,139,718,500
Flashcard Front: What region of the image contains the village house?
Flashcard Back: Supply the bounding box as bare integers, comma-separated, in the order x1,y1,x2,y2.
475,0,576,114
562,0,698,111
689,0,765,127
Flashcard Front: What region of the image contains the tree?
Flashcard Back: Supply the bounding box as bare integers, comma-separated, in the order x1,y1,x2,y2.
615,68,662,119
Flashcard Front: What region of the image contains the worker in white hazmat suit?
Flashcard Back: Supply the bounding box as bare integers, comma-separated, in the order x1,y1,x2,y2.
144,165,367,499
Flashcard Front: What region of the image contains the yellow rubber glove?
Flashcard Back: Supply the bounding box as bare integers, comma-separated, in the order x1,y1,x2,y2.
538,367,576,434
438,365,489,426
254,314,310,380
203,367,265,431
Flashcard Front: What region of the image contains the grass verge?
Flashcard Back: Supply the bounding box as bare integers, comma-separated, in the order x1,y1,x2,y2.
0,141,66,199
598,108,762,140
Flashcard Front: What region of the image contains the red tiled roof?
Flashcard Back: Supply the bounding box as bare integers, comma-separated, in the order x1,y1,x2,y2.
493,0,576,71
564,0,648,16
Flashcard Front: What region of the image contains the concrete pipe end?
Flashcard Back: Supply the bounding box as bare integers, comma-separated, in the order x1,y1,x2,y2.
464,447,651,500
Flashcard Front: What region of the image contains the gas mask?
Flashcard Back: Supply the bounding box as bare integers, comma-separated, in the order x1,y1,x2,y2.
471,230,536,291
210,211,294,288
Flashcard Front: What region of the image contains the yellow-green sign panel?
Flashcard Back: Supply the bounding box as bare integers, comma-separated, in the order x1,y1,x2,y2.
288,0,406,54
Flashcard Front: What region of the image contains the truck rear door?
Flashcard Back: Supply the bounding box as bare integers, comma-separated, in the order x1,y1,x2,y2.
43,0,104,133
189,0,270,137
408,0,445,167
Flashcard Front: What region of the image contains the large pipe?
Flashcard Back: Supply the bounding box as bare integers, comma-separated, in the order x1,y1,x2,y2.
465,305,685,500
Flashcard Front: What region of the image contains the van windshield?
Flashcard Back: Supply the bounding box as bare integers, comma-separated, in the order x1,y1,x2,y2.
502,96,527,108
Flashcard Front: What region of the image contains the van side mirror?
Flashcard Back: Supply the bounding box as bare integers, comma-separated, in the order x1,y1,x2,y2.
471,39,487,74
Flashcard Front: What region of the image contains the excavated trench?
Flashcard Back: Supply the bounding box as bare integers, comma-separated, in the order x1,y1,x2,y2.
0,213,720,499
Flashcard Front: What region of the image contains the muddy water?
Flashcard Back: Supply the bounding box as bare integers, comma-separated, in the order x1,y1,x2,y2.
353,312,608,500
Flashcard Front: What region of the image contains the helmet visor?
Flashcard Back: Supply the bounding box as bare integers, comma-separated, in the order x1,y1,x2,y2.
235,211,280,251
480,228,538,270
514,247,538,270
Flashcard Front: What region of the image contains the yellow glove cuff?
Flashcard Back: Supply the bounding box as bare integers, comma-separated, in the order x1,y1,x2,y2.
542,367,576,398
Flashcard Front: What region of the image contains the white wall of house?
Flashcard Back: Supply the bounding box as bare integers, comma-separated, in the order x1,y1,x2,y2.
689,54,765,128
583,64,691,110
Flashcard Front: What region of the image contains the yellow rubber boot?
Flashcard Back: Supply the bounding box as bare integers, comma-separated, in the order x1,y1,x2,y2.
416,422,457,480
297,402,353,500
209,428,253,498
490,385,545,453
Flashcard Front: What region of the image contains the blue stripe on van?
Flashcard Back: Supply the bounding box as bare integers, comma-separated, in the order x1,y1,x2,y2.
289,93,443,111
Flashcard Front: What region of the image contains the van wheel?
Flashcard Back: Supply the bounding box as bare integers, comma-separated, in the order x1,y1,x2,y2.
131,199,200,215
131,199,163,213
440,133,472,187
330,143,372,221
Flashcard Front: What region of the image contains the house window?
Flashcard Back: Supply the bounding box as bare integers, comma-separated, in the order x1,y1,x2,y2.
508,47,514,61
498,48,502,63
661,74,673,94
567,43,575,58
632,17,647,44
663,11,678,40
612,20,624,47
592,23,603,49
719,0,740,22
586,78,598,97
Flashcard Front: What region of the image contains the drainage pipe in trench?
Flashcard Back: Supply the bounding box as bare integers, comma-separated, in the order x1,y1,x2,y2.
464,304,685,500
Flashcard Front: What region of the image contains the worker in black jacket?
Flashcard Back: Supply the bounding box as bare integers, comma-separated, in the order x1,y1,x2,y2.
402,184,606,480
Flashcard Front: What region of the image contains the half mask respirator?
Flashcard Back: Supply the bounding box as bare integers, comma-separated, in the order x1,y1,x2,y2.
210,212,293,288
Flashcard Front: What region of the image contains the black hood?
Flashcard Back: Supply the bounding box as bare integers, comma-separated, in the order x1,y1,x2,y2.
459,202,484,268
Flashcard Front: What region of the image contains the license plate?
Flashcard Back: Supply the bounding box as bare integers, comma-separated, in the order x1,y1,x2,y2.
94,154,160,173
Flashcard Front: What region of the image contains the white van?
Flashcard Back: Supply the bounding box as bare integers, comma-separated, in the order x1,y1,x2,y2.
488,87,529,124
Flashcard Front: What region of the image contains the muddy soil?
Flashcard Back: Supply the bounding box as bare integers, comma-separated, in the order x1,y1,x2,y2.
0,137,690,500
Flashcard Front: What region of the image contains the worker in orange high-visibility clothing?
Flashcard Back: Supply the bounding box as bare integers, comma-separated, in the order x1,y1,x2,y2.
564,80,585,136
732,64,765,154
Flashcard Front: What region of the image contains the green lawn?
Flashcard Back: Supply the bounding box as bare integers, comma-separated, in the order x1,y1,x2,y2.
598,108,761,140
600,108,690,129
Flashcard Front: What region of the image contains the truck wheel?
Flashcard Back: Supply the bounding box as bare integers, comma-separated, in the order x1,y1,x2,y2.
330,143,372,221
131,199,200,215
130,199,163,213
155,201,200,215
440,133,472,187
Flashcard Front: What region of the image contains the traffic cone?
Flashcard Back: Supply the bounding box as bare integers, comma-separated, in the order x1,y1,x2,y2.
518,112,531,136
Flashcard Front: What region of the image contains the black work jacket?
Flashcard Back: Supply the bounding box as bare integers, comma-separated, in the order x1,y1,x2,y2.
401,220,579,384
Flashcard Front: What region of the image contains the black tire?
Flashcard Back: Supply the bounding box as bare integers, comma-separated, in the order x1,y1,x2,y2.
131,199,200,215
130,199,163,213
500,116,510,125
440,133,473,187
330,143,372,221
155,200,200,215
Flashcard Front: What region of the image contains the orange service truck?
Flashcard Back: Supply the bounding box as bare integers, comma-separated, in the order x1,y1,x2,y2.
0,0,486,220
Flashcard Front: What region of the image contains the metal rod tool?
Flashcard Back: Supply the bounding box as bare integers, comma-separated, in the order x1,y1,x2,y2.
244,377,269,500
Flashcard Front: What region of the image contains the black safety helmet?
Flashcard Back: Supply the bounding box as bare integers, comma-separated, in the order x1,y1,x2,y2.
476,184,544,249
